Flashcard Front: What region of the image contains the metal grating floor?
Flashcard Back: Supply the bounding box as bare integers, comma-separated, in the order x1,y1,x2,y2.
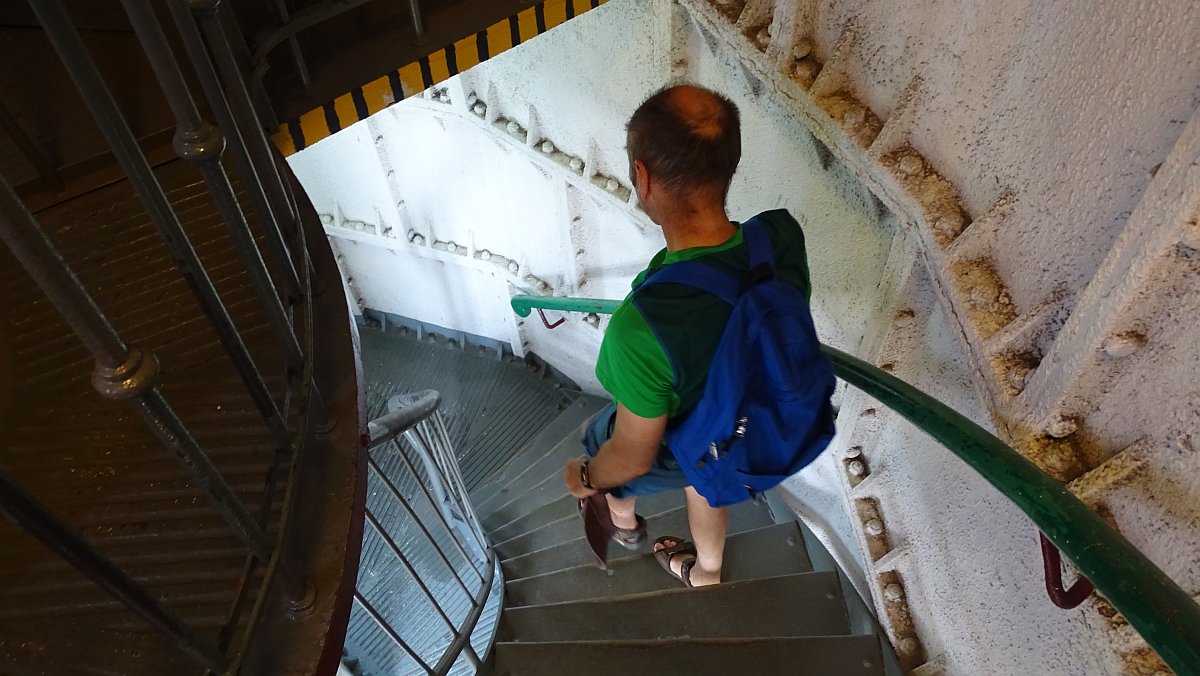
358,325,578,491
0,158,291,673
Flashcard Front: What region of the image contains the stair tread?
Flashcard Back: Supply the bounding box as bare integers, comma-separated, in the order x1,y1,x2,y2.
501,497,776,580
500,571,850,642
470,396,606,511
480,442,582,531
494,491,686,559
505,522,811,607
490,489,684,545
492,634,884,676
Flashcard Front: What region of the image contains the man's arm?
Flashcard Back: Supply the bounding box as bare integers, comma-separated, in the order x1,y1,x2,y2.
564,403,667,498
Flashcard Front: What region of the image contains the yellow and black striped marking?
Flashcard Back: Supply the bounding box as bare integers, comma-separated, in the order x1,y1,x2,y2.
273,0,608,156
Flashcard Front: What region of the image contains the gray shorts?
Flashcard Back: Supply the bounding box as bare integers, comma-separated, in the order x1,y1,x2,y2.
581,403,690,499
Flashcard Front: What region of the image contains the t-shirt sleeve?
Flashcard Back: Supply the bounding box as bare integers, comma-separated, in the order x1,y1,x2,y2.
594,301,674,418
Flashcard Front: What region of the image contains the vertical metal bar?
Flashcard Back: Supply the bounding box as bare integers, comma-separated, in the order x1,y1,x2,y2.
385,438,485,582
28,0,290,444
427,415,489,550
405,428,488,566
408,0,425,42
271,0,311,88
122,0,303,375
0,176,273,562
165,0,302,304
190,0,298,236
366,456,476,602
0,470,227,670
364,510,463,636
353,592,434,674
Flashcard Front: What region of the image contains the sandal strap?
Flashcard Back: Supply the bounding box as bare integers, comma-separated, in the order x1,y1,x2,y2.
679,558,698,588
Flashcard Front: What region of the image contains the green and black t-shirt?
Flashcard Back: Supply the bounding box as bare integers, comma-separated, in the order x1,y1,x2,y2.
595,209,813,424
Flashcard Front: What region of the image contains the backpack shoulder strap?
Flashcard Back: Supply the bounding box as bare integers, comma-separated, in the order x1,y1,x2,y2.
742,216,776,271
643,260,740,306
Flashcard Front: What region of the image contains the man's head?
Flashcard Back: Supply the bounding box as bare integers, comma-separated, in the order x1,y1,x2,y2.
626,85,741,222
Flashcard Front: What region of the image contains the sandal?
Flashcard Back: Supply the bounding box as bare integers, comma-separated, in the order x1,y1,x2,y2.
653,535,698,587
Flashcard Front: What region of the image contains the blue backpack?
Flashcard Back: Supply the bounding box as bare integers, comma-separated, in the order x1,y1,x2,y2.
643,217,837,507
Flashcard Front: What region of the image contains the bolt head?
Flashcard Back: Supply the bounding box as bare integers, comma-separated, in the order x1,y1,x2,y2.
605,178,620,192
1102,331,1147,359
844,445,862,459
864,518,885,537
898,154,925,176
847,460,866,477
569,157,584,171
541,140,556,154
1045,415,1077,439
883,583,905,602
507,120,522,134
473,102,487,116
793,39,814,60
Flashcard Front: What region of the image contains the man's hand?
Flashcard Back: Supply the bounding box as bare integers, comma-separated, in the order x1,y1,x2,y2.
563,457,599,499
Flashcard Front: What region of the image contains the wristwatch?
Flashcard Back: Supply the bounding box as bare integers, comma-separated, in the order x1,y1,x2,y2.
579,459,595,490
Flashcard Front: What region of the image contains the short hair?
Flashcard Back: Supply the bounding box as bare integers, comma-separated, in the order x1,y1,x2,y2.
626,84,741,203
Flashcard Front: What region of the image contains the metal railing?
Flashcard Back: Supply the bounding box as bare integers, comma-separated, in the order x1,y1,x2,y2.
351,390,500,675
509,294,1200,674
0,0,328,671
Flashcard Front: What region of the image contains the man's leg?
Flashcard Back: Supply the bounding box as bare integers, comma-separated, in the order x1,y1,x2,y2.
683,485,727,586
606,493,639,530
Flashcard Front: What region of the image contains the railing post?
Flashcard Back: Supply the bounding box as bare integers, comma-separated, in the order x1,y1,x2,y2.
121,0,304,377
0,471,227,670
385,437,486,581
366,455,477,602
188,0,299,242
28,0,290,445
165,0,303,305
0,176,271,563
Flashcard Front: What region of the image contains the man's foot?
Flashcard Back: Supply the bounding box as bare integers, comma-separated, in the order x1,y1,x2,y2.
652,536,721,587
612,514,647,550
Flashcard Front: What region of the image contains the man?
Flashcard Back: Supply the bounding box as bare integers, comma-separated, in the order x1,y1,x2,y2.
563,84,815,588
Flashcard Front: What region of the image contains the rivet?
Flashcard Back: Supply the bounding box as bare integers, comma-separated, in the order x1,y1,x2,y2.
756,27,771,46
843,106,866,128
569,157,584,171
864,518,885,537
508,261,519,274
1102,331,1147,359
898,154,925,176
473,102,487,117
541,140,555,154
883,583,905,602
507,120,521,134
445,242,456,253
844,445,862,459
466,92,478,106
1045,415,1077,439
847,460,866,477
479,249,491,261
792,60,820,84
793,39,814,60
605,178,620,192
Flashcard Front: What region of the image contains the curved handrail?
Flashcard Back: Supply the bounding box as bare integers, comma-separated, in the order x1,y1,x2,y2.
509,294,1200,673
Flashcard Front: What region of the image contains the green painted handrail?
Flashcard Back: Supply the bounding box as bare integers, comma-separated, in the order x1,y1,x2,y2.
511,295,621,318
509,294,1200,673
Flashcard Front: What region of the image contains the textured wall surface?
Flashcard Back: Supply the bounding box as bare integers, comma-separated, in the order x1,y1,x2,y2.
290,0,1200,672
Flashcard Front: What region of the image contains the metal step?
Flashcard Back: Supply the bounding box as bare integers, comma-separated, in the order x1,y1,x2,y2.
504,522,812,607
501,497,776,581
499,571,850,642
480,454,580,532
476,437,586,528
469,396,607,507
491,635,885,676
493,491,686,560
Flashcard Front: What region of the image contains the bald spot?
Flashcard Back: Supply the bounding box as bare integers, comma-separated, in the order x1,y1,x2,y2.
664,85,729,141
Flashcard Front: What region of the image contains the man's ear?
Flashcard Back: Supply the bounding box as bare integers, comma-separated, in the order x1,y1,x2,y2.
634,160,651,199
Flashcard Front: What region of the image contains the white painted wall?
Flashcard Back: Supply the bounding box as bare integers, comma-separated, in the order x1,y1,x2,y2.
288,0,1200,673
